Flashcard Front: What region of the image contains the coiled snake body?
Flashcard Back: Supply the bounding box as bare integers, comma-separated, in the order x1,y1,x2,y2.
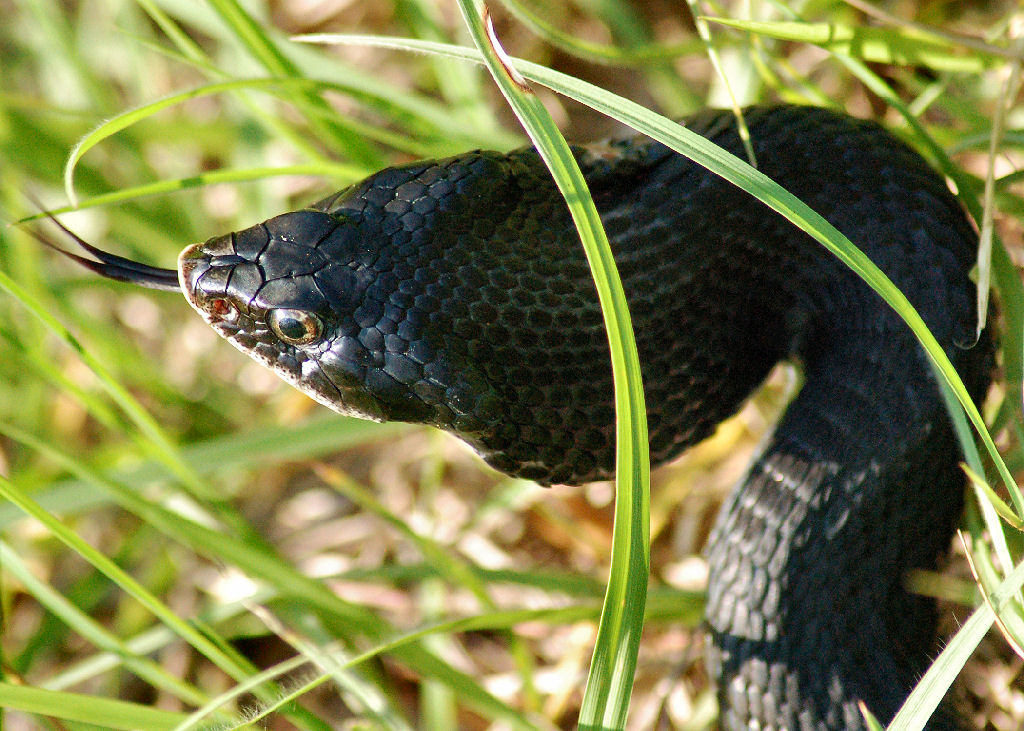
54,105,992,729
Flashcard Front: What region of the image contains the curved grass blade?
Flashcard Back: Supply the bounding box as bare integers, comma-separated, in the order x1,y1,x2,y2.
204,0,382,167
975,37,1023,339
0,416,411,532
0,541,220,713
683,0,757,167
713,7,1022,448
747,14,1023,688
131,0,521,153
498,0,700,112
0,421,535,728
823,51,1024,514
62,74,516,208
315,462,540,697
0,475,265,692
63,77,356,206
454,4,650,727
0,268,211,500
22,163,362,221
499,0,701,65
182,603,597,731
839,0,1020,61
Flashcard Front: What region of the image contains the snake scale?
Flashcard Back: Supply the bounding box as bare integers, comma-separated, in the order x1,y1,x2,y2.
48,105,993,729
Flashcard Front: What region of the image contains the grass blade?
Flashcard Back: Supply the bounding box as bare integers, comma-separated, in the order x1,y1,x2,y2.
0,541,216,712
888,553,1024,729
0,475,262,688
0,682,187,730
705,18,1005,72
453,4,650,727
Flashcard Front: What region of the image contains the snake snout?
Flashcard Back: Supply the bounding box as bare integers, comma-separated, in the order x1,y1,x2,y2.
177,241,248,331
177,242,215,312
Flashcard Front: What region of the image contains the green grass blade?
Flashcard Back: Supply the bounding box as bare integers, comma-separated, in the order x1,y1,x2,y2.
0,416,411,530
453,5,650,727
0,422,384,635
231,602,633,731
0,421,536,728
0,268,210,499
964,466,1023,531
861,704,885,731
204,0,381,166
172,652,313,731
0,475,260,688
0,682,188,730
684,0,757,165
0,541,216,712
192,603,596,731
319,465,495,602
888,555,1024,729
498,0,701,65
37,592,272,692
132,0,521,151
822,51,1024,515
62,76,374,205
396,0,500,135
317,463,542,710
576,0,701,112
705,18,1004,73
25,163,361,220
132,0,209,66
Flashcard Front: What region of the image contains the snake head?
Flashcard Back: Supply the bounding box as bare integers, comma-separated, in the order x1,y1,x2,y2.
177,208,431,423
37,205,439,425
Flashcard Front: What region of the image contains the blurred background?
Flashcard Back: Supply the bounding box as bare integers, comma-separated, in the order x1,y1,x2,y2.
1,0,1022,728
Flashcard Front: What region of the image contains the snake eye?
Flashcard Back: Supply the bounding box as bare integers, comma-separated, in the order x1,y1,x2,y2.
267,308,323,346
208,298,239,323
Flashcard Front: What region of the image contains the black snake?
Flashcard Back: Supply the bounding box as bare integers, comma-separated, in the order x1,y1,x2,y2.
47,104,993,729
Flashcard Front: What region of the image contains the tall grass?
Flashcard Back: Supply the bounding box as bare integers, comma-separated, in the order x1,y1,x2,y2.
0,1,1021,729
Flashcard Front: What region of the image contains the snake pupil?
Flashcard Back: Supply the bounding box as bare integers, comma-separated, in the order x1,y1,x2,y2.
267,308,322,346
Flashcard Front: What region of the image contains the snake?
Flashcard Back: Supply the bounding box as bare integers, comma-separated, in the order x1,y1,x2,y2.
44,104,993,729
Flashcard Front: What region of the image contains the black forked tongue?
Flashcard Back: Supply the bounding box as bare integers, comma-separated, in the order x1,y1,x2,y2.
29,209,181,292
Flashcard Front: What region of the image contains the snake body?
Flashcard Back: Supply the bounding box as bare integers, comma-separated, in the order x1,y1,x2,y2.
59,105,992,728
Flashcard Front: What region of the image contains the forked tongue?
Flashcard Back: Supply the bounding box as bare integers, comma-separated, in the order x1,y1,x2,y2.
27,210,181,292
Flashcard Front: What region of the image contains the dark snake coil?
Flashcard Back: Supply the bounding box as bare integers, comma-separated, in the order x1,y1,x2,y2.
62,105,995,729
